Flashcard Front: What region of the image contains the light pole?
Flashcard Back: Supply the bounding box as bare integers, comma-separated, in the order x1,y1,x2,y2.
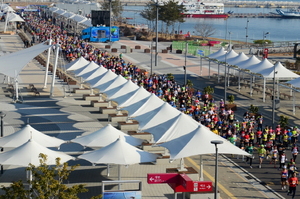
109,0,112,44
272,65,277,129
155,0,159,68
0,111,6,174
211,140,223,199
245,18,249,47
184,41,188,85
0,111,6,137
228,31,232,50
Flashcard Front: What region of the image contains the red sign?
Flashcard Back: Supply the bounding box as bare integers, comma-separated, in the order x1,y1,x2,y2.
147,173,213,193
147,173,178,184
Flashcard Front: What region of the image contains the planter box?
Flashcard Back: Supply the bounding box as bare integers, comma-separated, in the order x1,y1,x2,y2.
135,45,141,49
111,48,117,52
162,49,168,53
121,45,126,49
144,49,150,53
225,104,237,111
105,45,111,49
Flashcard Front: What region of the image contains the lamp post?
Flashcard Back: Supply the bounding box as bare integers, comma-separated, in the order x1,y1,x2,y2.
0,111,6,137
184,41,188,85
211,140,223,199
272,65,277,129
109,0,112,44
155,0,159,68
228,31,232,50
245,18,249,47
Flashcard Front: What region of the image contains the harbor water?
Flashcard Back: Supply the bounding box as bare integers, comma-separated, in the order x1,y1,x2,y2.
56,2,300,42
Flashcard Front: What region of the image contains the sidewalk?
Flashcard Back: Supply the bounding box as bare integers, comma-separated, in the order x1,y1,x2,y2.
0,32,293,199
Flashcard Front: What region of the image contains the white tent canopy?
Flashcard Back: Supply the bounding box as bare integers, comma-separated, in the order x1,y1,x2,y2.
214,49,239,62
136,102,181,132
207,47,226,59
78,137,157,165
287,77,300,88
147,113,199,143
7,13,24,22
71,124,144,148
128,93,164,118
227,52,249,66
65,57,90,71
0,42,51,78
80,18,92,26
101,75,127,97
246,58,273,74
160,125,250,161
0,139,74,166
260,62,300,79
236,55,261,70
84,65,108,81
108,80,139,103
0,124,65,148
118,87,151,109
88,69,117,88
74,61,99,77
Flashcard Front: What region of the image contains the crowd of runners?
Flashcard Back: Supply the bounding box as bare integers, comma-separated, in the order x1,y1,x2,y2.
19,9,300,198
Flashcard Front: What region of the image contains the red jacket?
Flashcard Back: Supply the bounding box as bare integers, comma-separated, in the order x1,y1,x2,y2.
288,177,298,187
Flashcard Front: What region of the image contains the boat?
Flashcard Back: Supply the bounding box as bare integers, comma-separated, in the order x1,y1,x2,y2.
276,8,300,18
179,1,229,18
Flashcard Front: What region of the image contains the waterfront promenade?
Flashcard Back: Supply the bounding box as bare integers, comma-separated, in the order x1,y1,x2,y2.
0,24,299,199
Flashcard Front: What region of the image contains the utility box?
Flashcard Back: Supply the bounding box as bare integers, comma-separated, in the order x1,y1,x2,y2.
275,99,280,110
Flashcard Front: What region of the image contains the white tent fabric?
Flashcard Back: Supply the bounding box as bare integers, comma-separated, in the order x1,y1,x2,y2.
84,65,108,81
89,69,118,89
71,124,144,148
49,7,59,12
62,11,75,18
7,13,24,22
287,77,300,88
3,6,14,12
78,137,157,165
236,55,261,69
107,80,139,103
71,14,87,23
0,42,51,78
118,87,151,109
80,18,92,26
260,62,300,79
0,124,65,148
65,57,90,71
136,102,181,132
128,93,164,118
74,61,99,77
54,9,66,15
160,125,250,161
227,52,249,66
207,47,226,59
245,58,273,74
214,49,239,62
147,113,199,143
0,139,74,166
123,93,156,115
101,75,127,97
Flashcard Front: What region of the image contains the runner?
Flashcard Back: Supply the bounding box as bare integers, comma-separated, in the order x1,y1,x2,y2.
287,172,298,199
258,145,267,168
291,144,299,162
245,142,254,168
281,165,288,190
270,146,279,168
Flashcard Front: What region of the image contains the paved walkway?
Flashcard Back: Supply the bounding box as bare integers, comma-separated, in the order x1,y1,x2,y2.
0,26,298,198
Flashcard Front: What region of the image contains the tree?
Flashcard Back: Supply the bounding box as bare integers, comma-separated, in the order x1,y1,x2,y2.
0,153,102,199
100,0,124,24
193,21,216,40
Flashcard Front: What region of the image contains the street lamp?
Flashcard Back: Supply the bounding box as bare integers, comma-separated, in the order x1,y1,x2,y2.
109,0,112,44
155,0,159,68
211,140,223,199
228,31,232,50
0,111,6,137
272,65,278,129
245,18,249,47
184,41,188,85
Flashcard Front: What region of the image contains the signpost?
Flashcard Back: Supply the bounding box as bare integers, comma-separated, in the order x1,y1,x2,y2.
147,173,213,193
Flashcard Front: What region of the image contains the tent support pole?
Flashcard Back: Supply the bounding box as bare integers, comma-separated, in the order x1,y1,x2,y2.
43,39,52,88
217,63,220,83
50,44,60,97
250,75,253,96
118,165,121,190
263,78,266,102
238,70,241,92
15,78,19,102
199,155,204,181
208,61,211,79
107,164,110,176
293,90,295,115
